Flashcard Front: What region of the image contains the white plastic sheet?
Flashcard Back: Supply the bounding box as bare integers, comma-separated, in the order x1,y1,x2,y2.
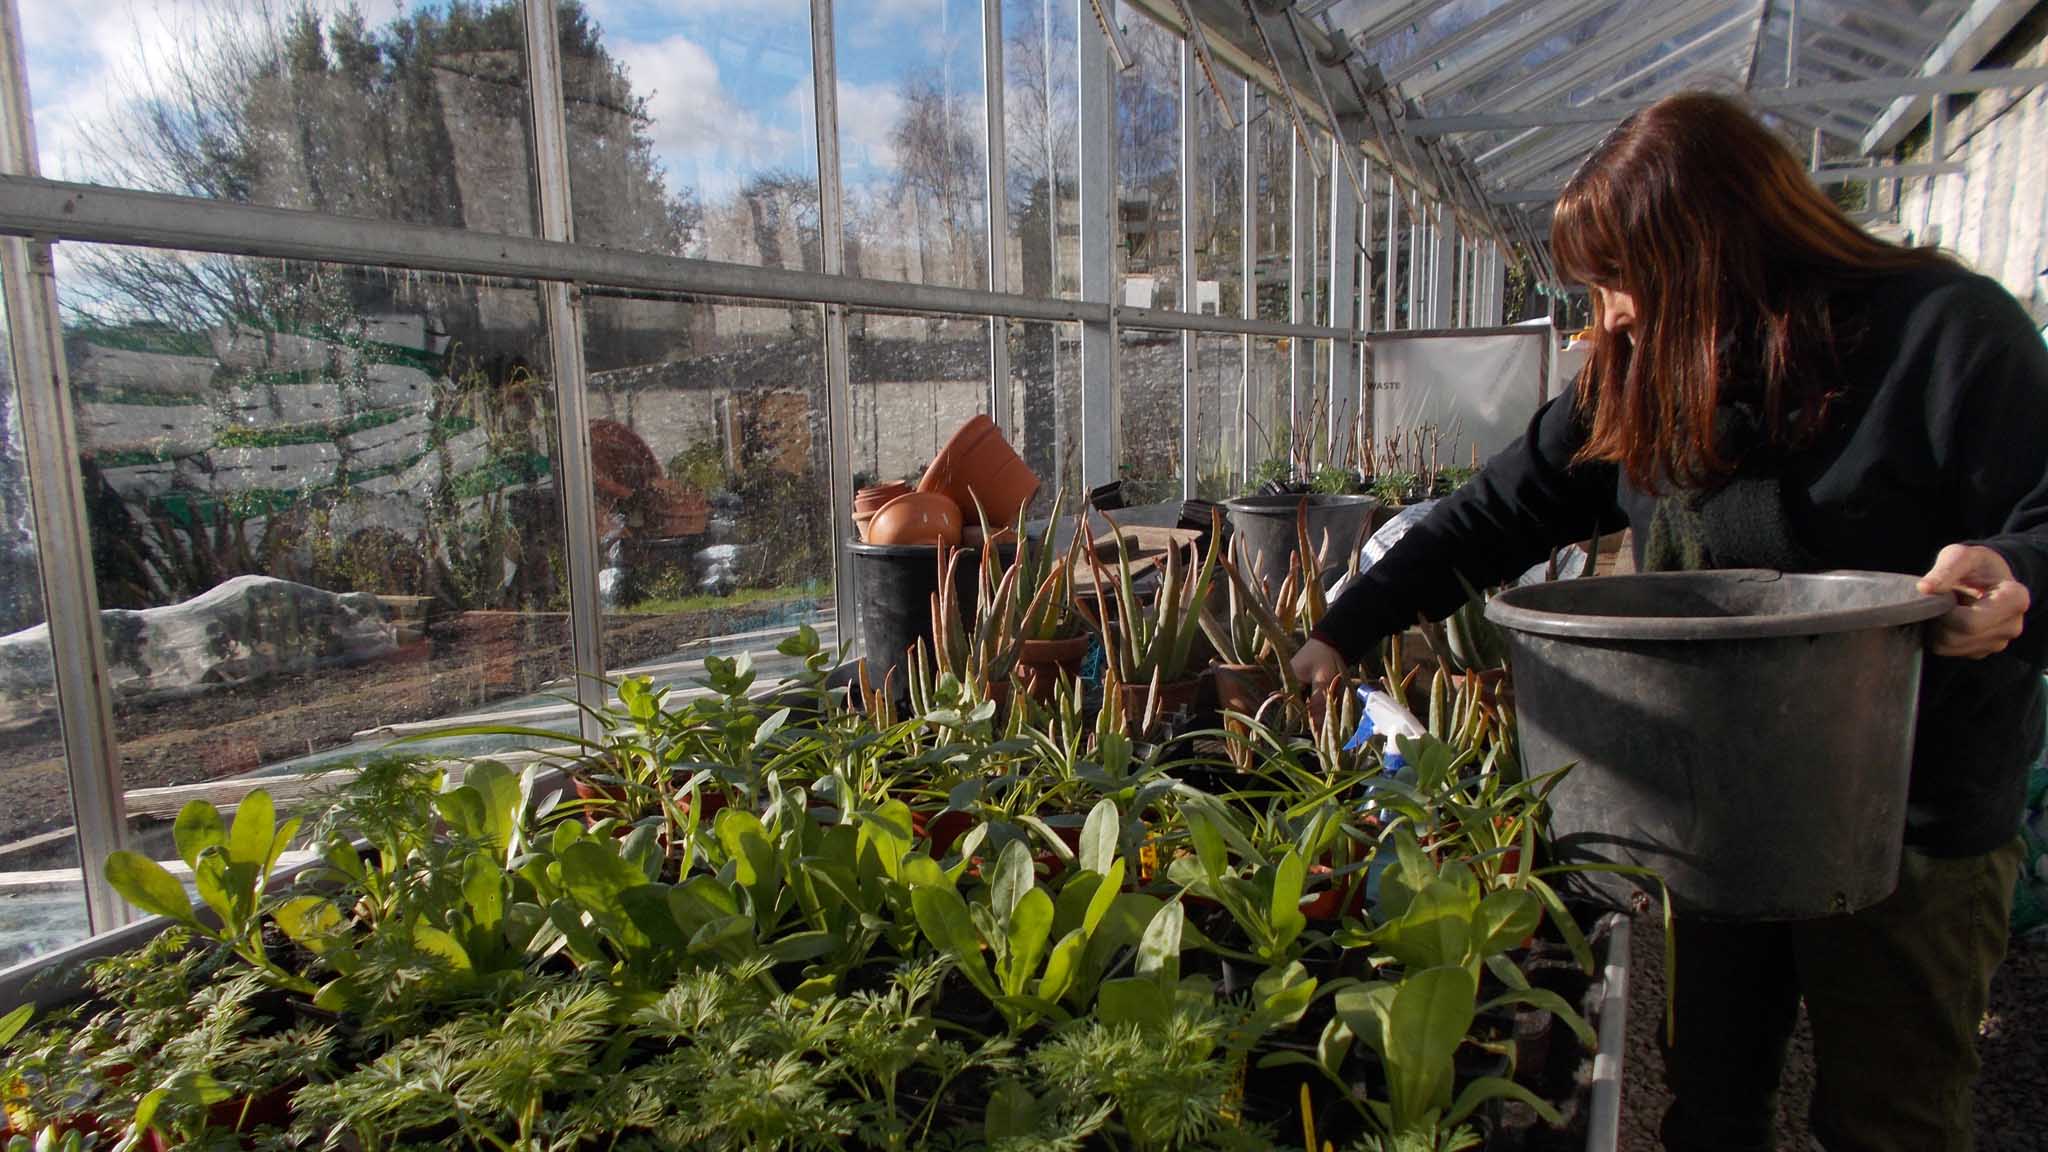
1368,330,1550,463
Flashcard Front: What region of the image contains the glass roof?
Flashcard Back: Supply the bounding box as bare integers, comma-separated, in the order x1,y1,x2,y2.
1313,0,1981,207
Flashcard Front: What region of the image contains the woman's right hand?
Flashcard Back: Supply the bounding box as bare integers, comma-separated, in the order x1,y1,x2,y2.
1291,637,1347,691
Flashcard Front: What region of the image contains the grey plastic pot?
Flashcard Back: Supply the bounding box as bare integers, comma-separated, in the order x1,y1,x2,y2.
1221,493,1379,599
1486,569,1950,921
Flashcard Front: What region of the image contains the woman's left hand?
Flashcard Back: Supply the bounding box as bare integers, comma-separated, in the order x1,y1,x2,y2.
1917,544,2031,658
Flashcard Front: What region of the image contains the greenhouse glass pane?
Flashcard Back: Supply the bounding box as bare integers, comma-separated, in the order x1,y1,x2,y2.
1193,68,1245,319
1246,336,1289,472
1116,328,1182,505
559,0,820,268
1003,0,1079,300
835,0,991,291
57,245,573,851
583,295,835,676
1006,321,1082,516
848,314,990,493
22,2,540,234
1191,334,1244,500
1251,89,1291,323
0,302,87,968
1114,2,1181,312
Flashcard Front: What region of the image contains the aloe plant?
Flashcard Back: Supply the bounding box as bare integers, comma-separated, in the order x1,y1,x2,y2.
1082,508,1223,732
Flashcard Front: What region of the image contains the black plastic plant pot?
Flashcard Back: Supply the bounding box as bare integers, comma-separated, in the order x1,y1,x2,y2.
848,541,1013,700
1221,493,1380,601
1486,569,1950,921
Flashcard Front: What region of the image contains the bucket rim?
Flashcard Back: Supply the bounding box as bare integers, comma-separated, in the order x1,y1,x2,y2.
1221,492,1381,516
1484,568,1952,641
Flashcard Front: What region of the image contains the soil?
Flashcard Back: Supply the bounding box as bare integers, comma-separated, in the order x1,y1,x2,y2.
1620,922,2048,1152
0,598,817,855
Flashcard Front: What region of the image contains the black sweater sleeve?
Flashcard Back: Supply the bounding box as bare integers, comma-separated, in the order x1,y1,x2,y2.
1313,389,1628,663
1928,278,2048,669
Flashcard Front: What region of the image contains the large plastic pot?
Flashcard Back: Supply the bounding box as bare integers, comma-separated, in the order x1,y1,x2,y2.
849,540,1013,698
1486,569,1950,920
1222,493,1379,599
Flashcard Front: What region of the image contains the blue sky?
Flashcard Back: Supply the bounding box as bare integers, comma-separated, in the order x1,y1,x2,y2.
16,0,989,207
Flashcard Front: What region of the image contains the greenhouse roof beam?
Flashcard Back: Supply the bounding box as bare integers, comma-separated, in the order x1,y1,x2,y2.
1349,0,1442,47
1788,37,1890,80
1739,0,1775,92
1862,0,2039,154
1764,102,1866,146
1445,0,1739,133
1405,65,2048,135
1493,158,1966,203
1800,17,1927,70
1383,0,1551,87
1470,2,1758,166
1404,0,1624,103
1796,0,1948,45
1481,38,1750,185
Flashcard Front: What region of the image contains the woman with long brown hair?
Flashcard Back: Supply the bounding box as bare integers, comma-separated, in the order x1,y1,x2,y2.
1295,91,2045,1151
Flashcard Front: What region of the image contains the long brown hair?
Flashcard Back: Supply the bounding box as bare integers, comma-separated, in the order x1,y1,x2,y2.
1552,91,1944,491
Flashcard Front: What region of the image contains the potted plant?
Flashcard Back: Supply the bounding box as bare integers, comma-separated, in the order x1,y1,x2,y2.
1085,508,1221,737
1003,491,1093,705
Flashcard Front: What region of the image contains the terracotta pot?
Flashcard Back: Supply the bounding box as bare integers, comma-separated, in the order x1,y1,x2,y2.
1117,678,1199,735
1017,635,1090,703
573,776,630,808
855,480,913,515
866,491,963,547
1299,862,1367,922
917,413,1039,530
145,1085,297,1151
1212,663,1279,716
920,809,976,857
854,481,914,542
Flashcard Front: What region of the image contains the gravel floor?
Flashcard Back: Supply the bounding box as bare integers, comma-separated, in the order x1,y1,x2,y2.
1619,923,2047,1151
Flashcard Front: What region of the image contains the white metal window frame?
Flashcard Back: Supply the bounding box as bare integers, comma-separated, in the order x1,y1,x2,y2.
0,0,1509,935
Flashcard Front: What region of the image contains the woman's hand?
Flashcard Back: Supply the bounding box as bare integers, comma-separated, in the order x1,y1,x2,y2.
1291,637,1348,690
1917,544,2030,658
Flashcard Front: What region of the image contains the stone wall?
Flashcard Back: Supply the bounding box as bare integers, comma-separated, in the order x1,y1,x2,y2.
1895,9,2048,326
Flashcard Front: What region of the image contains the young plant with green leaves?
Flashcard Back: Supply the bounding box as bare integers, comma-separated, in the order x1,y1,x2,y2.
104,792,309,993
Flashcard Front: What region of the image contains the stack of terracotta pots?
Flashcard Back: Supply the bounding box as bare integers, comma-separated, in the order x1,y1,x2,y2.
856,414,1039,545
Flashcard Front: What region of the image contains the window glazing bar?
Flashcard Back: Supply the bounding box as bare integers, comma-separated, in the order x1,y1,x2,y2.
1180,35,1199,501
0,177,1106,325
984,0,1014,431
1239,79,1255,485
523,0,606,746
1383,0,1550,88
1413,65,2048,136
812,0,857,640
1122,306,1358,341
1407,0,1626,102
1288,130,1314,444
1384,181,1399,330
0,0,129,932
1425,0,1733,134
1077,0,1116,489
1861,0,2038,154
1325,136,1357,460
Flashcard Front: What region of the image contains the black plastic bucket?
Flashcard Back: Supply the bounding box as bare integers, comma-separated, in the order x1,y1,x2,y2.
1222,493,1379,598
848,541,1012,698
1485,569,1950,920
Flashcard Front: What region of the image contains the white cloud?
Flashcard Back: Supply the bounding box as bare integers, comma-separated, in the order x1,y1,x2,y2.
834,79,905,178
616,35,808,201
19,0,404,182
583,0,807,24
